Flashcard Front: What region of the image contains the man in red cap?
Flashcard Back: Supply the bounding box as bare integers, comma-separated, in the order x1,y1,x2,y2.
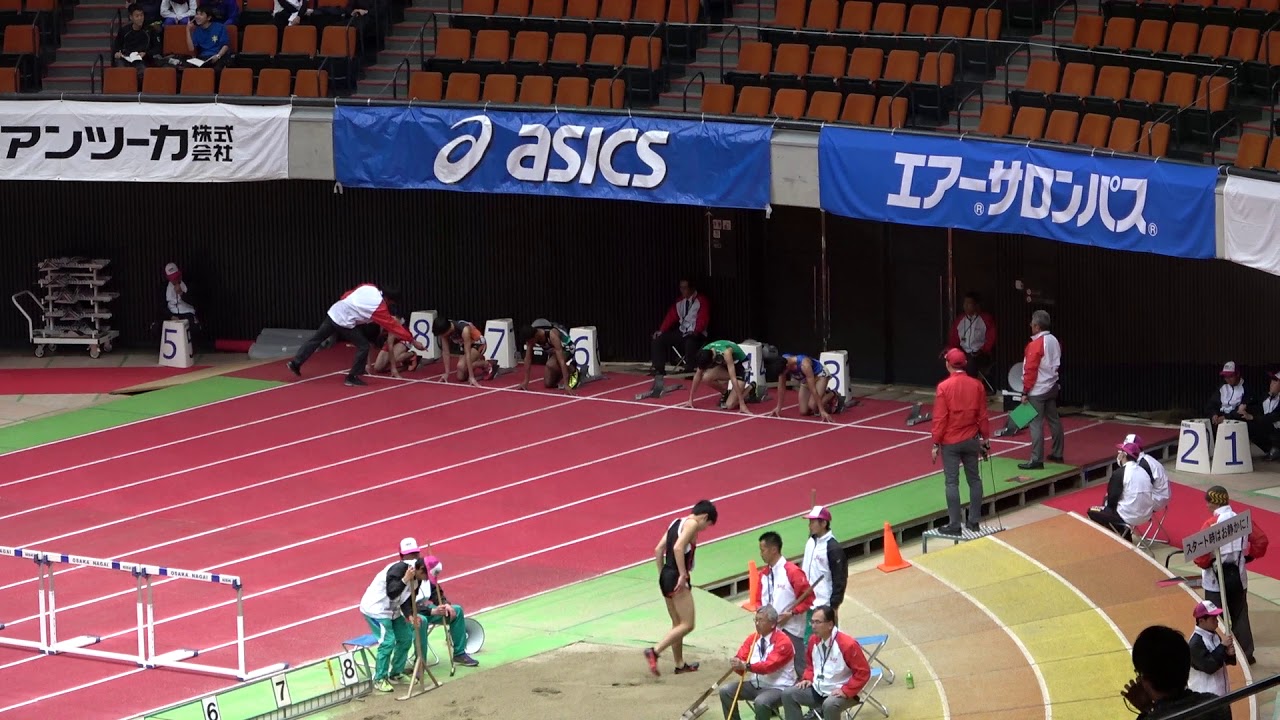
931,348,991,536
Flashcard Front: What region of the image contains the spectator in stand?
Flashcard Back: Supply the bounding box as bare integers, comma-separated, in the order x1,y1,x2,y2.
161,0,196,24
650,278,710,377
947,291,997,382
213,0,238,26
1017,310,1063,470
932,349,992,536
758,531,812,677
1086,440,1153,540
800,506,847,629
273,0,311,39
186,5,230,66
1188,601,1236,698
718,606,796,720
1122,625,1231,720
113,5,154,74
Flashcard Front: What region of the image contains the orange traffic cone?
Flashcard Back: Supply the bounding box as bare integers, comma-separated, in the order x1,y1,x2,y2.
740,560,762,611
877,522,912,573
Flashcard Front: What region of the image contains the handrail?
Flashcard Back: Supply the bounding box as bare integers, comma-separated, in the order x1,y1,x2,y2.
681,69,705,112
717,23,741,82
88,53,103,95
1162,673,1280,720
392,57,411,99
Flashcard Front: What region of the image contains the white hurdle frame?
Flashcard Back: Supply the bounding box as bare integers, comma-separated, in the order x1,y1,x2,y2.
0,545,289,681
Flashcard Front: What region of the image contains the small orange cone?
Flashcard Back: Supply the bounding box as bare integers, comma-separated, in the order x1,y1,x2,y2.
740,560,762,611
877,522,912,573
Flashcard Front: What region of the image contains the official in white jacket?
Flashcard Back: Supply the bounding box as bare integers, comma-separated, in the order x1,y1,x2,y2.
359,539,427,692
1189,601,1236,697
288,283,423,387
801,506,847,628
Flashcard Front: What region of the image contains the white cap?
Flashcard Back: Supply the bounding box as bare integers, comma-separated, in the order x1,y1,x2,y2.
398,537,421,555
1222,361,1239,376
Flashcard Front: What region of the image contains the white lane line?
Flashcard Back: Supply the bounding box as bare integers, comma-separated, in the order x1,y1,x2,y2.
841,594,952,720
910,561,1053,720
0,370,340,461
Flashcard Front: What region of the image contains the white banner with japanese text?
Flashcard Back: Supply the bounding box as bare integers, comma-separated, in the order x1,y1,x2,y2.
0,101,289,182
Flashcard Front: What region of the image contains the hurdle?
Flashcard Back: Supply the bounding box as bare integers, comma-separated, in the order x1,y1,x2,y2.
0,545,288,681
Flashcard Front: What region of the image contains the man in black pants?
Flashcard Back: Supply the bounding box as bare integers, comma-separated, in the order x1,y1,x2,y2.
287,283,423,387
650,278,709,376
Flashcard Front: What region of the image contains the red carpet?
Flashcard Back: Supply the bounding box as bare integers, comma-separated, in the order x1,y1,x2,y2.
1046,482,1280,579
0,367,208,395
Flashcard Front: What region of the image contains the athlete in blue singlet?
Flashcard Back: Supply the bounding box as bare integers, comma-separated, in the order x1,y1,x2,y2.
644,499,718,677
766,353,841,422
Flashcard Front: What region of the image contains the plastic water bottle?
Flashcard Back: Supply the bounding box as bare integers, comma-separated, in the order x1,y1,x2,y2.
905,671,915,690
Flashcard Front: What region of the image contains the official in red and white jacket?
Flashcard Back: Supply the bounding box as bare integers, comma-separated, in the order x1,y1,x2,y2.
947,291,997,379
650,278,711,376
759,531,813,676
718,606,796,720
1018,310,1064,470
781,605,872,720
288,284,423,387
801,506,848,625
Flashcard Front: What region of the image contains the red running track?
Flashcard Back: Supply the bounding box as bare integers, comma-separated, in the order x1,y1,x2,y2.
0,364,1172,719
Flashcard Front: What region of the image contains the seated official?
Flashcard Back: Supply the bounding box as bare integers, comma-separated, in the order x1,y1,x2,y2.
1087,441,1154,540
1207,362,1249,427
1241,370,1280,461
947,291,997,380
650,278,710,376
781,605,871,720
414,555,479,667
1125,434,1171,510
719,606,796,720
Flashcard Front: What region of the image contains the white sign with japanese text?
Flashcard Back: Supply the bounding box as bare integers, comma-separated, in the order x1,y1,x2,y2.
1182,510,1252,563
0,101,289,182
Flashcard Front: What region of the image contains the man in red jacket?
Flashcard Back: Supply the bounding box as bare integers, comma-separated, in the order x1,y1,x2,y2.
718,606,796,720
288,284,424,387
650,278,710,376
759,531,813,677
781,605,871,720
932,349,992,535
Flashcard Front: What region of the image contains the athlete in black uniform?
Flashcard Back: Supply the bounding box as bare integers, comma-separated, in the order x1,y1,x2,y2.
644,499,718,677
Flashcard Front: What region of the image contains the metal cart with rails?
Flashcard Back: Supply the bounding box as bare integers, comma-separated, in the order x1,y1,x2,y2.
11,257,120,359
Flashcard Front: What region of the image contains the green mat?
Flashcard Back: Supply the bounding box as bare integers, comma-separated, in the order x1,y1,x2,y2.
0,377,281,453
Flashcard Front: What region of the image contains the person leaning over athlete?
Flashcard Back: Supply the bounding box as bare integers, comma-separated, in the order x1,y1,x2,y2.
432,318,493,387
516,318,576,392
289,284,424,387
644,499,719,677
686,340,752,414
766,353,839,422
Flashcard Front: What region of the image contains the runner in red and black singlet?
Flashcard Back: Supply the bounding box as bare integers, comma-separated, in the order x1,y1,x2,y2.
644,500,718,677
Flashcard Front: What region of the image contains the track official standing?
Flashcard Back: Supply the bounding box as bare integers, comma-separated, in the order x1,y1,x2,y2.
1018,310,1063,469
932,349,991,536
801,506,847,628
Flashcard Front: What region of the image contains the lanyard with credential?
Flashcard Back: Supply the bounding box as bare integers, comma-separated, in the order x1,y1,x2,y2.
815,636,835,686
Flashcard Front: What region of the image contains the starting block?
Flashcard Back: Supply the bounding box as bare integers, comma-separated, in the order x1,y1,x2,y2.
569,326,605,388
637,375,684,400
409,310,441,363
484,319,516,377
906,402,931,426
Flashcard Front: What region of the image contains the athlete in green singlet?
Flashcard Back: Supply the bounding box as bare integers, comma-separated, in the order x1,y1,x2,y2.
516,318,577,392
685,340,752,413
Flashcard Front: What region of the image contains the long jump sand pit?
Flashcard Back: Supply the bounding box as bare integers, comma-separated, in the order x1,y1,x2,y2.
327,642,726,720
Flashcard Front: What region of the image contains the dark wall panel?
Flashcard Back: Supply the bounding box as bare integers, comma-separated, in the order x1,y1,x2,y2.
825,215,890,382
0,181,764,364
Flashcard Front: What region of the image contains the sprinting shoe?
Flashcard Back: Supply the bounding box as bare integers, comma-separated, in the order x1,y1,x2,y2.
286,360,301,377
674,662,700,674
644,647,660,676
345,376,367,387
453,653,480,667
718,389,731,409
374,679,394,693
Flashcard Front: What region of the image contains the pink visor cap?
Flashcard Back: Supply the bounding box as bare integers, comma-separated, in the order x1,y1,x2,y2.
423,555,443,576
1194,600,1224,620
804,505,832,522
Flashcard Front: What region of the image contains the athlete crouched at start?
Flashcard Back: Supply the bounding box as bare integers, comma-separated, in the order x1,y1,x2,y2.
686,340,752,414
765,353,843,422
517,319,579,392
367,315,420,379
432,318,494,387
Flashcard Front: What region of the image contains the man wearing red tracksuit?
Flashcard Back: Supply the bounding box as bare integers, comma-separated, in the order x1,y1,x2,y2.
759,531,813,677
931,348,991,535
288,284,423,387
719,606,796,720
1018,310,1064,469
781,605,871,720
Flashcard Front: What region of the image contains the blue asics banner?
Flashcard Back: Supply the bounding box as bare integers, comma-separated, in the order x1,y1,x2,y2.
818,128,1218,259
333,106,773,209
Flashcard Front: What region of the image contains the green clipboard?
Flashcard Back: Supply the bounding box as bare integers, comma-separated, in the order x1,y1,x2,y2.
1009,402,1039,430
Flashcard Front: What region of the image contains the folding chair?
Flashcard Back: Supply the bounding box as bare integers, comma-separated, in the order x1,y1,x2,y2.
855,634,896,684
340,633,380,680
1134,504,1170,553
